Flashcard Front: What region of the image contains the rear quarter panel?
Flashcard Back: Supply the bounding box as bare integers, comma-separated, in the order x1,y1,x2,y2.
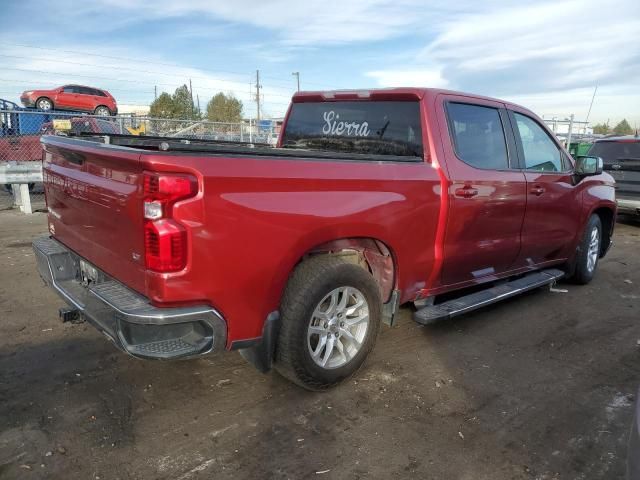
140,153,442,343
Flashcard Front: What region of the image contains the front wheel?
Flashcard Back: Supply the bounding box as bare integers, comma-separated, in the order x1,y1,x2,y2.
275,255,381,390
572,214,602,284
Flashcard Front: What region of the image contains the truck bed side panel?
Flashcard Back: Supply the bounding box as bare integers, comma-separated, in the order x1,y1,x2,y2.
141,154,442,343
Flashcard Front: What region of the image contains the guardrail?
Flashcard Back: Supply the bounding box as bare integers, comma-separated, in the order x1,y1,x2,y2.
0,109,279,214
0,162,43,214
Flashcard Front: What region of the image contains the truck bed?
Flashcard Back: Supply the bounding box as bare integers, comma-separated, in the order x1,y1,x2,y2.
76,133,423,163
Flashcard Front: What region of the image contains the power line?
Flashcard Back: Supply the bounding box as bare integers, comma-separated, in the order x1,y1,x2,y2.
1,42,344,91
0,53,307,94
0,67,295,100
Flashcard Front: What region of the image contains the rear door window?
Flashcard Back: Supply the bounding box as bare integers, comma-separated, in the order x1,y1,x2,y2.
281,101,423,159
588,141,640,165
446,102,509,170
513,113,565,172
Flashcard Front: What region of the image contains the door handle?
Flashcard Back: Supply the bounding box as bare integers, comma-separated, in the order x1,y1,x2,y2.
454,186,478,198
530,186,546,196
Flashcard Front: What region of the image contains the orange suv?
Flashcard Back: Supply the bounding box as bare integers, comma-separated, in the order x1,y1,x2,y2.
20,85,117,116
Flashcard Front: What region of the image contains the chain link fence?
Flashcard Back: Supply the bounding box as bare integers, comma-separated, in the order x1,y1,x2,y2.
0,108,278,213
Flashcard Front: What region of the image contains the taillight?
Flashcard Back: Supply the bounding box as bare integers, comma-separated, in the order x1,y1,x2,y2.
143,172,197,272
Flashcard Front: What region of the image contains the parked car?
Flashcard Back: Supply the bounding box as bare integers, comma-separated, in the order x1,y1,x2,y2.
630,388,640,479
20,85,117,116
32,88,616,390
588,136,640,218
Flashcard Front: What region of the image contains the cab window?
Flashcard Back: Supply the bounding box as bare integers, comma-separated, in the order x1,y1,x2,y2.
513,113,564,172
446,102,509,170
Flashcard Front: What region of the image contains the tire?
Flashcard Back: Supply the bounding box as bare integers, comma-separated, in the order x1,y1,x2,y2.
275,255,382,390
36,97,53,111
572,214,602,285
94,106,111,116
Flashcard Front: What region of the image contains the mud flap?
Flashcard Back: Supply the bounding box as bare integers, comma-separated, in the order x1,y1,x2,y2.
382,290,400,327
238,311,280,373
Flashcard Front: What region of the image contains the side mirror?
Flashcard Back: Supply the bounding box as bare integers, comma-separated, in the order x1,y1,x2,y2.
575,155,603,176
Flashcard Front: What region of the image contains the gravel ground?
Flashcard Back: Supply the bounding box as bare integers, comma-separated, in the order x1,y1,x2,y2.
0,211,639,480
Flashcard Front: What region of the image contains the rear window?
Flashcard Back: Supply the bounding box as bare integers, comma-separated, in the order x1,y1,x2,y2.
588,141,640,164
281,101,423,158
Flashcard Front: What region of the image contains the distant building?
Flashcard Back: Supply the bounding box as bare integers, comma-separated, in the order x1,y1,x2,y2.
118,104,150,116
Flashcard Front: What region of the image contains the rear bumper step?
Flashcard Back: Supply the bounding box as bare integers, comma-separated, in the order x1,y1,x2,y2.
33,235,227,360
414,269,565,325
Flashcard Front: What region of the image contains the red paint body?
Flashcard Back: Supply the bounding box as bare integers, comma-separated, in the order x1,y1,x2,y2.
21,85,117,115
41,88,616,347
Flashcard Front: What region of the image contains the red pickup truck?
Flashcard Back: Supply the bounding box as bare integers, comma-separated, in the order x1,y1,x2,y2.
33,88,616,390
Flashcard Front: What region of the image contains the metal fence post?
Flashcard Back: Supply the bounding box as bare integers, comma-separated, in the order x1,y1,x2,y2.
12,184,21,206
566,114,574,149
19,184,32,214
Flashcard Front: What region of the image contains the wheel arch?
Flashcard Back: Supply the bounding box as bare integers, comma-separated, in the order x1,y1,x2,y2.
295,237,397,304
592,206,615,256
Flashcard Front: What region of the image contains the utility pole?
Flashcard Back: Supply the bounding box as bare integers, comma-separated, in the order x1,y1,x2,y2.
189,79,194,117
585,85,598,125
292,71,300,92
197,94,200,117
154,85,157,100
255,70,261,121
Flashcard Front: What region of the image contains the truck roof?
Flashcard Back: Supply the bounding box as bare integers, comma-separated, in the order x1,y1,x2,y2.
292,88,534,113
594,135,640,142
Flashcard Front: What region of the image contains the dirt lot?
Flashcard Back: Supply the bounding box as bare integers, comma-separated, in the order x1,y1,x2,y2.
1,211,639,480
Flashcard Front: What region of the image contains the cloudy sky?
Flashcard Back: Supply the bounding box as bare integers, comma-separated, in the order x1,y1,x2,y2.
1,0,638,125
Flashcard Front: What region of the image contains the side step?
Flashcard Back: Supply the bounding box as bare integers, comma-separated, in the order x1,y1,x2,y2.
413,269,565,325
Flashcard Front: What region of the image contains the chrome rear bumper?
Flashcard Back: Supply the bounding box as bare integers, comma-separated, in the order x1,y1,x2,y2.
32,235,226,360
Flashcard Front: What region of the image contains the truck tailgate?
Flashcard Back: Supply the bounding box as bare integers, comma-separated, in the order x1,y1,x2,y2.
42,137,146,294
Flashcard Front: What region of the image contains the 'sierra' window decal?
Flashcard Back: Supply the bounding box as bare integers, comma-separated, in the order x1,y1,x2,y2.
282,101,423,159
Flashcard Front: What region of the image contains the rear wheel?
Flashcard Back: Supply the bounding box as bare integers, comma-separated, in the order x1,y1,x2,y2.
275,255,381,390
36,97,53,111
572,214,602,284
94,106,111,116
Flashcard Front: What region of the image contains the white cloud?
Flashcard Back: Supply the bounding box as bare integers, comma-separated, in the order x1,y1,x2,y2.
365,69,448,88
101,0,432,45
0,45,294,117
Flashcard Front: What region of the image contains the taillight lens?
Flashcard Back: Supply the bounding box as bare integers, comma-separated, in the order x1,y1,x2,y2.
144,220,187,271
143,172,197,217
143,172,197,273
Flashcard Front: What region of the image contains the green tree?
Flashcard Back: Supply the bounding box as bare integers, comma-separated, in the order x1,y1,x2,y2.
206,92,243,122
149,85,199,120
172,84,198,120
612,119,633,135
149,92,175,119
592,122,610,135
